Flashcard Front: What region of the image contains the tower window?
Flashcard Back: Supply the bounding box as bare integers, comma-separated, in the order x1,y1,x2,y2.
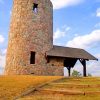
30,52,35,64
33,3,38,13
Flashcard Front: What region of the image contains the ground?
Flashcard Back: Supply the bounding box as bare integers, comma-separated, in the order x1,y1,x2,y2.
0,76,100,100
0,76,62,100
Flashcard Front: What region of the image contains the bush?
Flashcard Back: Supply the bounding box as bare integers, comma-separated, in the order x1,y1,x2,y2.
72,70,82,77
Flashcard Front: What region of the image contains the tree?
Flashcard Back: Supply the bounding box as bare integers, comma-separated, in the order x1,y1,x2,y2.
88,73,92,77
72,70,82,77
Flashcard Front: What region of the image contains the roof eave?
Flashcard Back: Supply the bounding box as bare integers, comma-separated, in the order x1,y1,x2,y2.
46,54,98,61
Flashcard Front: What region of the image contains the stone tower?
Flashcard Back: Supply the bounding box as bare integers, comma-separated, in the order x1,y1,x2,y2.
5,0,53,75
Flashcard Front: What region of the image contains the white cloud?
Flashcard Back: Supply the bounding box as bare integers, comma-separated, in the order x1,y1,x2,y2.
72,60,100,76
95,22,100,28
66,30,100,49
53,26,71,39
10,11,12,15
53,29,65,39
0,55,5,68
0,49,6,74
95,54,100,59
2,49,7,55
96,8,100,17
0,35,5,43
51,0,84,9
87,61,100,76
72,54,100,76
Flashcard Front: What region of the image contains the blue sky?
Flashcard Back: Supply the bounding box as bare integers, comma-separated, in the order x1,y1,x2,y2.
0,0,100,76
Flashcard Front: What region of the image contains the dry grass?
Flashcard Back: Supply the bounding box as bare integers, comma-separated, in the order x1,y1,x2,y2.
18,94,100,100
19,77,100,100
0,76,100,100
0,75,62,100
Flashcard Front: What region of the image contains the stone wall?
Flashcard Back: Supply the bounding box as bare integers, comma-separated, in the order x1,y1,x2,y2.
5,0,53,75
47,57,64,76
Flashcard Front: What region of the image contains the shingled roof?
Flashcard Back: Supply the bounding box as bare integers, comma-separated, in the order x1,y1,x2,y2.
46,46,98,60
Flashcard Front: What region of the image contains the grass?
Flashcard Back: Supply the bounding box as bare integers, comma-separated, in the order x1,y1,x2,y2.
18,77,100,100
0,75,62,100
0,76,100,100
18,95,100,100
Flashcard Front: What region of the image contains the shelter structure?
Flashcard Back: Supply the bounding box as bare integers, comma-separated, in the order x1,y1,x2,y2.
46,46,97,77
5,0,97,76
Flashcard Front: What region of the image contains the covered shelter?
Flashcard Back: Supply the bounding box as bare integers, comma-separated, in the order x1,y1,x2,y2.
46,46,98,77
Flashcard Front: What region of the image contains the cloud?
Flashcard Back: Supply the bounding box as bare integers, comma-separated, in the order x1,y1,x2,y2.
66,30,100,49
0,35,6,74
0,35,5,43
10,11,12,15
0,49,6,74
74,53,100,76
95,22,100,28
53,26,71,39
51,0,84,9
2,49,7,55
64,61,100,77
72,59,100,77
95,53,100,59
0,55,5,68
96,8,100,17
53,29,64,39
87,61,100,76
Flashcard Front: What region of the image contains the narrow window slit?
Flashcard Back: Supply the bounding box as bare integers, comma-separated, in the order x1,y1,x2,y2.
33,3,38,13
30,51,35,64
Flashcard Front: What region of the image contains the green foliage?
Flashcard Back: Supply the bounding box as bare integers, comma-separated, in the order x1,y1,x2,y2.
72,70,82,77
88,73,92,77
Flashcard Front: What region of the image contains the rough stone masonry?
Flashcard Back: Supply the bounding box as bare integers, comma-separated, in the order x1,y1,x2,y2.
5,0,64,75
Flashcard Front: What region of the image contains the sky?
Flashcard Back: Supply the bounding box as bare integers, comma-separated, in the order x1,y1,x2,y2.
0,0,100,76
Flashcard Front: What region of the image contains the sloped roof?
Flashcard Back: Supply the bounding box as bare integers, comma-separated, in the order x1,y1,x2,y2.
46,46,98,60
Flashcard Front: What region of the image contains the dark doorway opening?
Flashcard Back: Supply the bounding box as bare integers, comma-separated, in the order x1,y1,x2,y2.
30,51,35,64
